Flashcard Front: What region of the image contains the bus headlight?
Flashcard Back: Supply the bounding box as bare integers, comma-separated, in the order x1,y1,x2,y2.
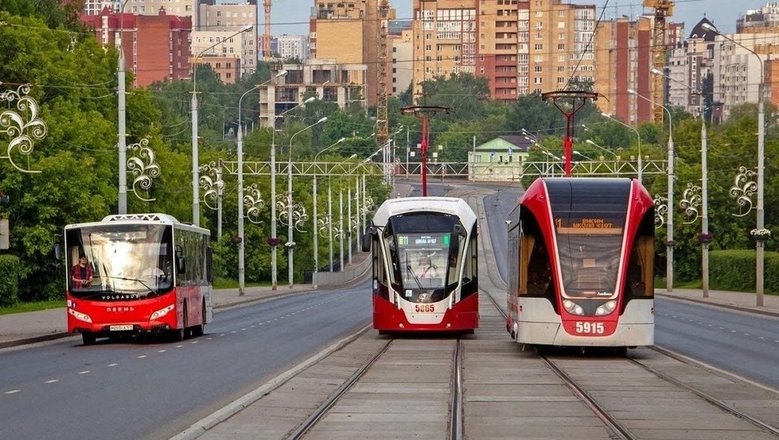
595,300,617,316
68,308,92,323
150,305,175,320
563,300,584,315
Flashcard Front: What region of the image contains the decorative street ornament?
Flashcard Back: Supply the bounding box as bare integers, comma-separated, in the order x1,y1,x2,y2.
126,138,160,201
277,193,309,232
359,197,375,217
680,183,701,225
199,161,223,211
243,184,265,225
333,225,344,240
729,166,756,217
318,216,331,238
0,84,47,173
653,194,667,229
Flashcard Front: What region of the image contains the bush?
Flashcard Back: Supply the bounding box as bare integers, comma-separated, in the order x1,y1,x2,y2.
710,249,779,294
0,255,20,306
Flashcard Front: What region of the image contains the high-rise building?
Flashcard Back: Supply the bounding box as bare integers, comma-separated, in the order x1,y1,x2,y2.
411,0,477,100
310,0,390,107
526,0,596,96
475,0,527,101
81,9,192,87
391,29,414,96
737,2,779,31
195,2,257,76
276,34,309,61
594,17,654,124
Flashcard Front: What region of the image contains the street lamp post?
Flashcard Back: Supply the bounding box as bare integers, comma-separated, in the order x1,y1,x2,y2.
287,116,327,288
600,113,642,181
270,96,315,289
702,23,765,306
628,88,675,292
650,67,709,296
584,139,619,160
236,71,287,295
192,25,253,227
312,137,347,285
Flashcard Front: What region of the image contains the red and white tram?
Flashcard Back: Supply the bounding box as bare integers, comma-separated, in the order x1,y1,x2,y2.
506,178,655,348
362,197,479,333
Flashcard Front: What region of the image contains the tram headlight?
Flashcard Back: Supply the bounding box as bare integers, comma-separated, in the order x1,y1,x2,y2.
563,300,584,315
595,300,617,316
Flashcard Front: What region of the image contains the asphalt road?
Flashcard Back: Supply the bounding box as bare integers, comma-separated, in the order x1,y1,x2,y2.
655,296,779,390
0,286,371,440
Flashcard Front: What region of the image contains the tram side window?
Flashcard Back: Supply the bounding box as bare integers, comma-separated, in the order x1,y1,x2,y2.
526,239,552,297
625,214,655,298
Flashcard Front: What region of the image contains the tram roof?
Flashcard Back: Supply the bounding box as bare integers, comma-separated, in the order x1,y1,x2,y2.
64,213,210,235
372,197,477,228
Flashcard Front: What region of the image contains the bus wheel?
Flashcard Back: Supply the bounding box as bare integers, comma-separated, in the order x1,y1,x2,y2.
171,303,187,342
82,333,96,346
191,300,206,337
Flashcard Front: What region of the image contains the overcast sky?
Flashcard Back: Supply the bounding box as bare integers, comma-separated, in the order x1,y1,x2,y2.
270,0,771,36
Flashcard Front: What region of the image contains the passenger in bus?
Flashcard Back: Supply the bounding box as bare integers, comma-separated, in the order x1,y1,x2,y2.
71,255,94,288
417,256,439,279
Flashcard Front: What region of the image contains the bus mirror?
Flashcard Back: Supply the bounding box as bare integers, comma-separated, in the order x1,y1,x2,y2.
54,243,61,262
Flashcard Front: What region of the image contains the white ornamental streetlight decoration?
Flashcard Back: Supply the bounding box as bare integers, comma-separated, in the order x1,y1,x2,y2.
243,183,266,225
730,166,757,218
126,138,160,201
199,160,224,237
680,183,701,225
0,83,47,173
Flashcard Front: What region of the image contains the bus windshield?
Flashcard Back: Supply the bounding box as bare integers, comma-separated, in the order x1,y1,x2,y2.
65,224,173,299
386,213,460,303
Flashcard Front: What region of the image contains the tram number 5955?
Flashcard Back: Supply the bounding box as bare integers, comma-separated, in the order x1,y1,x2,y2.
575,322,605,335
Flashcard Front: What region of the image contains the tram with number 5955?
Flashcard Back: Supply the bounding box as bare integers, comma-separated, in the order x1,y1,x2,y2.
362,197,479,333
506,178,655,349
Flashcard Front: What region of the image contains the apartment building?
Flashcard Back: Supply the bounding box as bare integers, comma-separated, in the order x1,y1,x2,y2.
391,29,414,96
258,61,368,128
475,0,528,101
664,18,715,117
81,10,192,87
276,34,309,61
593,17,654,124
310,0,390,107
411,0,477,99
195,2,257,76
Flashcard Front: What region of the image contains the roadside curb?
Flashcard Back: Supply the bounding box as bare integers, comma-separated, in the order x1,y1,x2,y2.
656,292,779,318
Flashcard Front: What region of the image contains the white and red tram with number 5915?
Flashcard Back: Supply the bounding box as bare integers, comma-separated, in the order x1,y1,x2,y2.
362,197,479,333
506,178,655,349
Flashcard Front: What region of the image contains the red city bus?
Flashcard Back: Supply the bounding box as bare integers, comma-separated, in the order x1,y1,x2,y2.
64,213,213,345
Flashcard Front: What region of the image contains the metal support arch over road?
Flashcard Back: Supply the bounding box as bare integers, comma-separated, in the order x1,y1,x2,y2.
222,159,668,179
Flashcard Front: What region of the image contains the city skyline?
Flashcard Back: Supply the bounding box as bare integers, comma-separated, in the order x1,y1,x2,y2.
270,0,771,36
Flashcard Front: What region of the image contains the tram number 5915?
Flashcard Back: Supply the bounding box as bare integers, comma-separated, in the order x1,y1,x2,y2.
575,321,605,335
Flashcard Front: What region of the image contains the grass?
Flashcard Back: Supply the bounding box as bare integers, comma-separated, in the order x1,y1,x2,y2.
0,300,63,316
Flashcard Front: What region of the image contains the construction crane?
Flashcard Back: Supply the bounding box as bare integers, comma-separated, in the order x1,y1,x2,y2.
263,0,271,60
643,0,674,124
376,0,390,162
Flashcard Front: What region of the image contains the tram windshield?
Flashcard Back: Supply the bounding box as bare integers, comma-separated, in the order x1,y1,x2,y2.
554,214,624,298
385,213,462,303
65,224,174,299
